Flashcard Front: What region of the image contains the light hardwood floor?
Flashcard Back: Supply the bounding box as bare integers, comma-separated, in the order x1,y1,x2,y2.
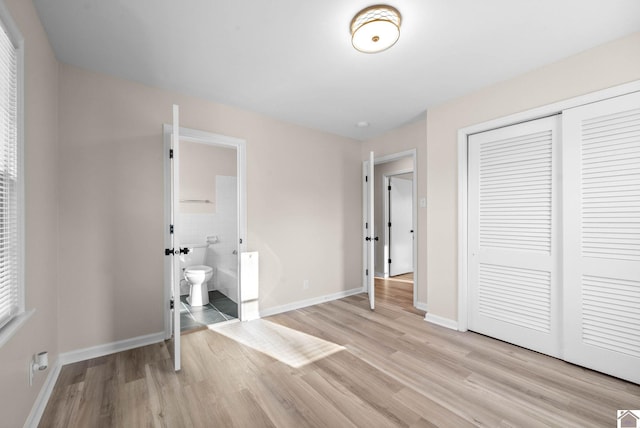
388,272,414,283
40,278,640,427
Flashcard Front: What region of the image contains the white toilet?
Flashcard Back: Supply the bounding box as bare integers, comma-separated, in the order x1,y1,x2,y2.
184,265,213,307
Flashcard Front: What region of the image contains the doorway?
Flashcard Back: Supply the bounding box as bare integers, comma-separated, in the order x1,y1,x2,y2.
362,149,418,311
177,140,239,332
163,125,247,339
385,173,414,278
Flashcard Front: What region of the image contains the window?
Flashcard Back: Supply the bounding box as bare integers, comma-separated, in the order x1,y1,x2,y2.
0,6,23,336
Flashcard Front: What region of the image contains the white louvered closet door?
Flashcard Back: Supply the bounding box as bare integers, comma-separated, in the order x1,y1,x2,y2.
468,116,561,357
562,91,640,384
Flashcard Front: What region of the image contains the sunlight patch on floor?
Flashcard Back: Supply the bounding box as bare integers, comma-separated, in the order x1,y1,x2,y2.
209,319,345,368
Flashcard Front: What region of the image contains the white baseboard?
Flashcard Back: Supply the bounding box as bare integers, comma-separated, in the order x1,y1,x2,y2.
25,331,166,427
58,331,166,366
260,287,363,318
415,301,428,312
23,357,62,428
424,313,459,331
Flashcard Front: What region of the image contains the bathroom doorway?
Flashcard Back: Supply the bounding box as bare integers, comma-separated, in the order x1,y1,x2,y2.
163,126,247,339
178,141,238,332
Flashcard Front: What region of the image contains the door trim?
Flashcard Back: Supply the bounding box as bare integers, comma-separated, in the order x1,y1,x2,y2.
362,149,419,308
163,125,247,338
457,79,640,332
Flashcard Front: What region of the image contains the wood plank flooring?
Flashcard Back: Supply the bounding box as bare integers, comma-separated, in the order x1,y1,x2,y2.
388,272,414,283
40,278,640,427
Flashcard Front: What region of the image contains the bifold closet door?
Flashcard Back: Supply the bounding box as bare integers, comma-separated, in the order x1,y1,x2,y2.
468,116,561,357
563,91,640,384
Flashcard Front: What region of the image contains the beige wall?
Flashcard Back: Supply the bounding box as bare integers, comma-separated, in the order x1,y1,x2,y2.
426,31,640,322
179,141,236,214
57,64,362,352
0,0,59,426
4,5,639,423
363,118,427,306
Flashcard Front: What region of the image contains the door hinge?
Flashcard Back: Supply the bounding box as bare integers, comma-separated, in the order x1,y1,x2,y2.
169,149,174,159
170,299,174,310
366,269,369,276
365,222,368,229
365,175,368,182
388,258,392,264
170,224,174,234
388,222,391,227
388,185,391,191
239,238,243,244
165,248,173,256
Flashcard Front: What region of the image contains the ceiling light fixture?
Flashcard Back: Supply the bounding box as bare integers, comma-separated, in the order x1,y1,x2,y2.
350,5,401,54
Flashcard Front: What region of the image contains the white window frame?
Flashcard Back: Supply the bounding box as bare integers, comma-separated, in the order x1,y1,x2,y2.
0,1,30,348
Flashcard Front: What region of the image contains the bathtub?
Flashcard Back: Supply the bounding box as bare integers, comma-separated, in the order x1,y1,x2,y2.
215,266,238,303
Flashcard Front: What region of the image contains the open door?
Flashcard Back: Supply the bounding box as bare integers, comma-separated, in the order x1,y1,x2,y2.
389,176,413,276
366,151,375,310
164,119,249,344
170,104,181,371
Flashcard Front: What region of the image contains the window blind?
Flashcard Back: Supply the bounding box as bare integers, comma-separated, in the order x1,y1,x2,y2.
0,20,18,331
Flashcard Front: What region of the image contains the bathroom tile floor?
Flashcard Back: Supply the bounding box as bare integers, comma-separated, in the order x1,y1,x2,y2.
180,290,238,332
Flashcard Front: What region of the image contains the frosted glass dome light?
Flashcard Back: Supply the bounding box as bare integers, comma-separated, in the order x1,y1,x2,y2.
351,5,401,54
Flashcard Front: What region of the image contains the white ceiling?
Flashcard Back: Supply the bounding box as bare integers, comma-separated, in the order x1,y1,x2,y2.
33,0,640,140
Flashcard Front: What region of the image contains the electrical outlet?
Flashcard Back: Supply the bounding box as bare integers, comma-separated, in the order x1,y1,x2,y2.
303,279,309,290
29,351,48,386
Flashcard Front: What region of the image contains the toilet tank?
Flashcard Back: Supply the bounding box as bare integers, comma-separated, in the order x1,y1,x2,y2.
179,244,207,269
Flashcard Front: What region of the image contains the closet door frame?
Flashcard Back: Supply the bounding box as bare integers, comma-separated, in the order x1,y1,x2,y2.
457,79,640,332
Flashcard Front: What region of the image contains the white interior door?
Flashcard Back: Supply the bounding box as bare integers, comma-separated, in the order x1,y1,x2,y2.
170,104,181,371
562,91,640,384
367,151,375,310
468,116,561,357
389,176,413,276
